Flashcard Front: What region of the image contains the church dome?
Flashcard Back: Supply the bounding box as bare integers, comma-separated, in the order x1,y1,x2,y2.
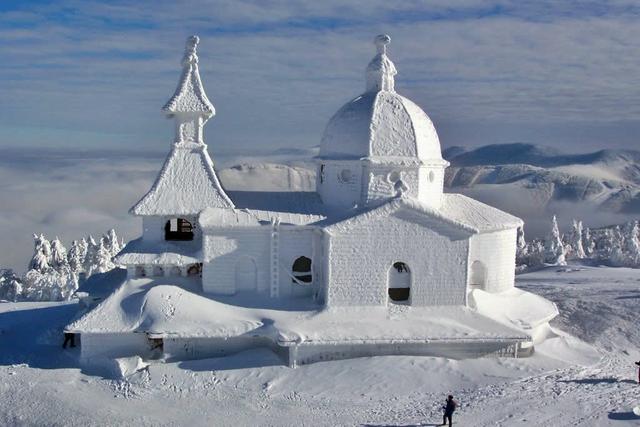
319,35,444,163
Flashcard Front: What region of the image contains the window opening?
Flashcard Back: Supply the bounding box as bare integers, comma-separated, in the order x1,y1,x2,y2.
165,218,194,241
292,256,312,284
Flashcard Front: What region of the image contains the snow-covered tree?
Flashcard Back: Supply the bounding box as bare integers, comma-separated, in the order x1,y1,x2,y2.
94,237,115,274
50,237,68,272
0,269,23,301
84,235,99,276
625,221,640,267
566,219,586,260
67,238,87,274
29,234,52,272
544,215,567,265
103,229,122,258
583,227,595,257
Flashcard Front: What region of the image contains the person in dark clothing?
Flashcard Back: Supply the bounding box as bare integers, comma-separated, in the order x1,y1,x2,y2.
635,361,640,384
442,395,457,426
62,332,76,349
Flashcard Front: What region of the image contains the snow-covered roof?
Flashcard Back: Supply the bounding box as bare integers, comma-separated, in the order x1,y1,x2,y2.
162,36,214,116
130,143,234,216
227,190,325,215
67,278,528,344
319,35,444,163
469,287,559,331
199,207,325,230
324,194,522,235
114,238,201,266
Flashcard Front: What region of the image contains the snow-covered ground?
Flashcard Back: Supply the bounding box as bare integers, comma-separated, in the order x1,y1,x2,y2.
1,265,639,426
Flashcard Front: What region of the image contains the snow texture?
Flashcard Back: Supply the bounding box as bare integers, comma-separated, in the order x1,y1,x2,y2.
319,36,443,162
130,143,234,216
115,237,200,266
162,36,214,116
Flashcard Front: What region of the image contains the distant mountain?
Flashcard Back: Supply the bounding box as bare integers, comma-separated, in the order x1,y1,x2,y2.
219,143,640,236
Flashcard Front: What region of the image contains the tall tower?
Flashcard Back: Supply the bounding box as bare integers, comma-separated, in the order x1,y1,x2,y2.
130,36,233,243
317,35,448,211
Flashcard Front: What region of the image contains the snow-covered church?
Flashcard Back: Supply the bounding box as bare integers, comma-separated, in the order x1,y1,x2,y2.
68,35,558,368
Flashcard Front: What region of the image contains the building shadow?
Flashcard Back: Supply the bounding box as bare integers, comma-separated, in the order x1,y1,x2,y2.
608,411,639,421
0,302,81,369
557,377,636,385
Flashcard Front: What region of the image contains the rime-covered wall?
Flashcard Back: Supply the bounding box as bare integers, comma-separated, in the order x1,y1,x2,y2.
325,211,469,307
80,333,149,361
317,161,362,209
468,228,517,293
202,226,316,298
418,166,445,209
202,229,270,295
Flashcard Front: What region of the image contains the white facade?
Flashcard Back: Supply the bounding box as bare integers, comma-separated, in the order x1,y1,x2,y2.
71,34,560,369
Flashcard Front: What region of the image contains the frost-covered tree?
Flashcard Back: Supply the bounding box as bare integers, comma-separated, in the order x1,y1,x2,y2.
103,229,122,258
67,238,87,274
84,235,99,276
29,234,52,272
50,237,68,272
545,215,567,265
622,221,640,266
0,269,23,301
94,237,115,274
582,227,595,257
566,219,586,260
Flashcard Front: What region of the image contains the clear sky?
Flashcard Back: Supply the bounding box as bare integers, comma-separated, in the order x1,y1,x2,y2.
1,0,639,154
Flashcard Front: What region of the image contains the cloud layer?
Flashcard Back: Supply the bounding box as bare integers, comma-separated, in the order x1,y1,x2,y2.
1,1,639,153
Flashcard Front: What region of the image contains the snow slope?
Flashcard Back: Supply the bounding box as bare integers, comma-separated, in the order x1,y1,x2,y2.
1,265,639,426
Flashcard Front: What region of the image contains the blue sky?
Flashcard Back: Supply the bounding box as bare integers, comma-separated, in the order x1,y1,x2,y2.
1,0,639,154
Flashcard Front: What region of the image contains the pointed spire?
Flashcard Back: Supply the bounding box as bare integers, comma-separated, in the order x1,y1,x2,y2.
163,35,215,117
366,34,397,93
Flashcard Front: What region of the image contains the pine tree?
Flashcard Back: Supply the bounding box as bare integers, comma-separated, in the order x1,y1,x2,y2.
94,237,115,274
67,239,87,274
104,229,122,258
84,235,99,277
0,269,22,301
567,219,586,260
29,234,52,272
623,221,640,266
545,215,566,265
50,237,69,272
582,227,595,257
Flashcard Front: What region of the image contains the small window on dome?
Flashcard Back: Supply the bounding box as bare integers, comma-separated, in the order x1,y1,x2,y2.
338,169,352,183
387,171,401,184
428,171,435,183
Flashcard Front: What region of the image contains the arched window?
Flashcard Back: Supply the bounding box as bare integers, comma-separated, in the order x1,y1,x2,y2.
470,261,487,290
292,256,312,284
388,262,411,302
164,218,194,241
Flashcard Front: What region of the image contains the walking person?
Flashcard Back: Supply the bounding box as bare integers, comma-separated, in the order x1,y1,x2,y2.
635,361,640,384
442,394,457,426
62,332,76,349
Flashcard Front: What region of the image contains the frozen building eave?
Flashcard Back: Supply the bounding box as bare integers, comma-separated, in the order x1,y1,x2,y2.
324,194,523,235
114,237,201,266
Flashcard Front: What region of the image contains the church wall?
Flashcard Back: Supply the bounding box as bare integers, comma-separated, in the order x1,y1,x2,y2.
318,161,362,209
326,212,468,307
278,227,315,298
418,166,444,209
363,165,419,205
468,228,517,293
202,228,270,295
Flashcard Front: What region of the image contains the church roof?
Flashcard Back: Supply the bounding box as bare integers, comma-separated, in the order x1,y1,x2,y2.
162,36,215,116
318,35,445,164
324,193,522,235
130,143,234,216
